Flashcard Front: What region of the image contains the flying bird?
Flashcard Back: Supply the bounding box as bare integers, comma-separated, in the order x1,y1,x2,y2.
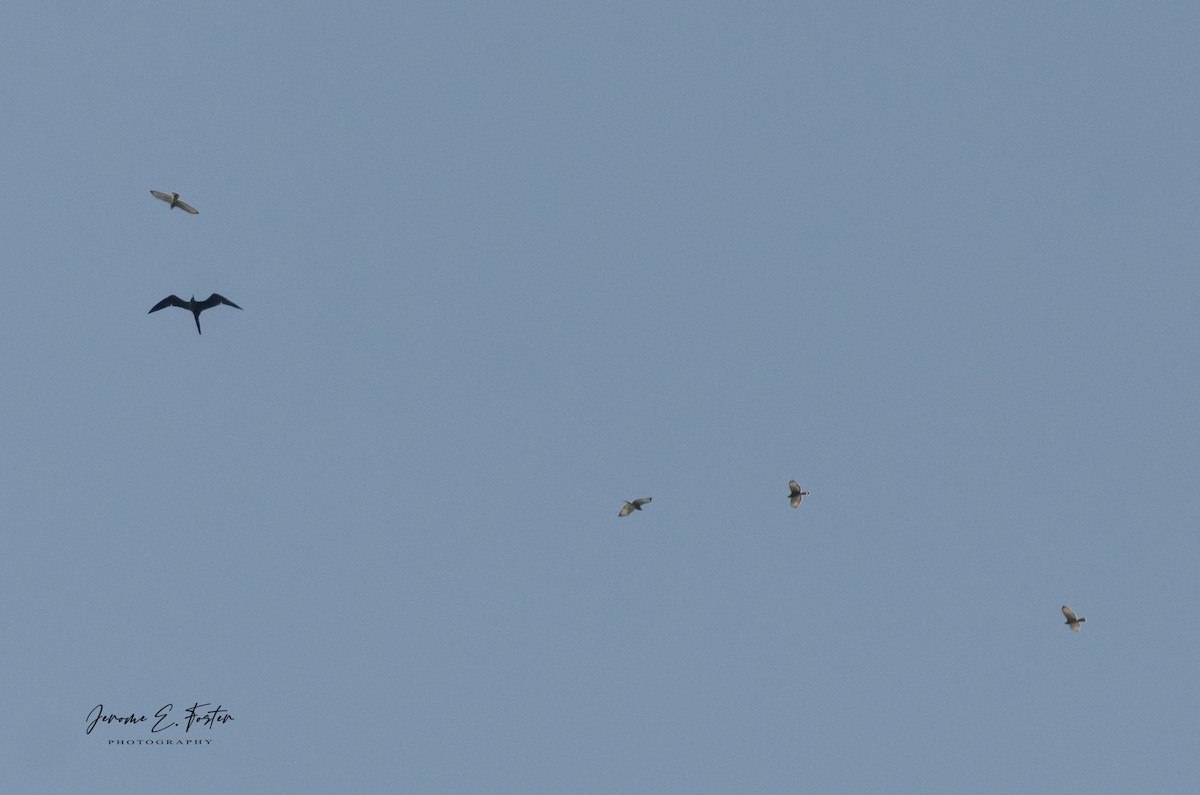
148,294,242,334
788,481,810,508
150,190,199,214
618,498,652,517
1062,605,1086,632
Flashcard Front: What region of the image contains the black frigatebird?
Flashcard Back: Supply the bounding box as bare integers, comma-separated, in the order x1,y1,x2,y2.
149,294,241,335
150,190,199,214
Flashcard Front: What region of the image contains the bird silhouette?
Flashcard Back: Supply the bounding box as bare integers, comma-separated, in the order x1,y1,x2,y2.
149,294,241,334
788,481,810,509
618,498,652,517
1062,605,1086,632
150,190,199,214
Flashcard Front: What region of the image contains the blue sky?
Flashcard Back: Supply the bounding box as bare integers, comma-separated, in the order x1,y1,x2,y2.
2,2,1199,792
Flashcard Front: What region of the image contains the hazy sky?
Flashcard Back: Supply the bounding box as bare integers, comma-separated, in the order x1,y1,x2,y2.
3,2,1199,792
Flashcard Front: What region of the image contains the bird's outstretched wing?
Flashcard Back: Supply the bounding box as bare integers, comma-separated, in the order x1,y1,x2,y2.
148,295,186,313
789,480,802,496
618,503,633,517
635,497,652,507
150,190,173,203
200,294,242,310
1062,605,1077,623
176,200,199,214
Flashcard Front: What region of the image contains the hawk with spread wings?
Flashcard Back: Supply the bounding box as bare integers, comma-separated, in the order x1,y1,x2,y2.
618,498,652,517
788,481,810,509
150,190,199,214
1062,605,1086,632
